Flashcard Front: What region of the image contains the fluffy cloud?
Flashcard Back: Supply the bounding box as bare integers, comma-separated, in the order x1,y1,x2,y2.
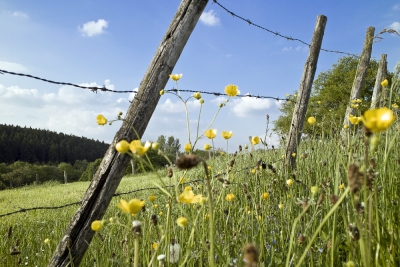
78,19,108,37
159,98,201,113
0,61,27,72
389,21,400,31
200,10,220,26
230,97,279,117
393,4,400,10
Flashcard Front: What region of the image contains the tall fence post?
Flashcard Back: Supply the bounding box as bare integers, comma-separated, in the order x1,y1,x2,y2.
48,1,209,266
341,26,375,135
285,15,327,169
63,171,67,184
371,54,387,108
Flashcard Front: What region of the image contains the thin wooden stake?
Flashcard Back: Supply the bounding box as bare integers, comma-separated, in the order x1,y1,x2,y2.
371,54,387,108
285,15,327,169
48,1,209,266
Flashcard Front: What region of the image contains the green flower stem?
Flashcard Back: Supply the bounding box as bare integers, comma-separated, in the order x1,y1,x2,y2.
192,106,223,150
134,236,139,267
295,187,350,267
202,160,215,267
196,103,203,141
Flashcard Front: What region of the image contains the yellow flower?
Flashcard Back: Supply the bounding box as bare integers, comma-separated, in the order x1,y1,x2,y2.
205,129,217,139
130,140,151,156
115,140,130,153
159,212,163,216
339,183,345,190
116,199,145,215
351,104,359,109
200,99,204,104
193,92,201,100
221,131,233,140
178,188,203,204
381,79,388,87
278,204,284,210
292,153,296,157
307,116,316,125
311,186,319,195
317,101,321,105
251,169,256,174
348,115,361,125
152,142,160,150
184,142,192,152
286,93,290,97
153,204,158,209
204,214,210,220
149,195,156,202
262,192,269,200
286,179,293,186
225,193,235,201
361,107,396,133
251,136,260,145
356,99,362,103
159,89,164,96
176,217,188,227
343,124,349,129
109,217,114,223
204,144,211,151
96,115,107,126
91,220,103,231
169,74,182,81
392,103,399,109
152,243,158,250
44,238,50,245
224,84,240,97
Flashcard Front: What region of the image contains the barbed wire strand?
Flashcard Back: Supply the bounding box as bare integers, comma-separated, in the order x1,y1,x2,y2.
212,0,358,57
0,69,290,101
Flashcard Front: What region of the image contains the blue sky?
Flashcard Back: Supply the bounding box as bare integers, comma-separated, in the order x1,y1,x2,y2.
1,0,399,152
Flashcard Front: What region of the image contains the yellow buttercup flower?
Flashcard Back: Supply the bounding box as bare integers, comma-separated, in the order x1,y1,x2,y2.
205,129,217,139
381,79,388,87
184,143,192,152
204,144,211,151
178,188,203,204
286,179,293,186
115,140,130,153
339,183,345,190
225,193,235,201
130,140,151,156
317,101,321,105
152,243,158,250
311,186,319,195
159,89,164,96
307,116,316,125
262,192,269,200
44,238,50,245
251,169,256,174
343,124,349,129
224,84,240,97
348,115,361,125
292,152,296,157
221,131,233,140
176,217,188,227
278,204,284,210
152,142,160,150
96,115,107,126
392,103,399,109
351,104,359,109
91,220,103,231
251,136,260,145
193,92,201,100
149,195,156,202
169,74,182,81
361,107,396,133
116,199,145,215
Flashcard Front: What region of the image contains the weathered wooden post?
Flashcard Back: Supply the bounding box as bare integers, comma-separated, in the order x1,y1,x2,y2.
285,15,327,169
48,1,209,266
371,54,387,108
341,26,374,135
130,158,135,174
63,171,67,184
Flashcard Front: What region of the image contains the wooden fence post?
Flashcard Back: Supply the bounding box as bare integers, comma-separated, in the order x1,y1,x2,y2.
63,171,67,184
341,26,375,135
130,158,135,175
285,15,327,169
48,1,209,266
371,54,387,108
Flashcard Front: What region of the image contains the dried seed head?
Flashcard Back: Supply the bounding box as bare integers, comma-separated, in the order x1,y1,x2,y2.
317,192,325,206
167,167,173,178
330,194,339,205
355,201,364,214
151,214,158,226
347,164,363,194
261,162,266,169
348,224,360,241
176,155,202,170
131,220,142,236
298,234,304,244
218,178,231,185
243,243,259,267
366,169,375,190
229,159,235,167
239,145,243,152
369,158,376,169
242,183,248,195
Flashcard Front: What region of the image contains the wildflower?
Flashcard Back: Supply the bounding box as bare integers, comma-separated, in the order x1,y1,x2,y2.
317,101,321,105
44,238,50,245
278,204,284,210
345,261,356,267
351,104,359,109
226,193,235,201
169,74,182,81
184,142,192,152
176,217,188,227
243,244,259,267
251,169,256,174
204,214,210,220
205,129,217,139
356,99,362,103
392,103,399,109
225,84,240,97
204,144,211,151
132,220,142,235
348,115,361,125
292,153,296,157
153,204,158,209
251,136,260,145
96,115,107,126
343,124,349,129
286,179,293,186
199,99,204,104
262,192,269,200
115,140,130,153
193,92,201,100
151,142,160,150
311,186,319,195
381,79,388,87
221,131,233,140
178,188,203,204
130,140,151,156
339,183,345,190
152,243,158,250
286,93,290,97
91,220,103,231
116,199,145,215
109,217,114,223
149,195,156,202
307,116,316,125
361,107,396,133
159,89,164,96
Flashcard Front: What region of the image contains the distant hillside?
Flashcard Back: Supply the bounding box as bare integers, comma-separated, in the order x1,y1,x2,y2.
0,124,109,164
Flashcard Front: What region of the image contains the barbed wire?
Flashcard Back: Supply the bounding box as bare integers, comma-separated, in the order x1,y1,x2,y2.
0,69,290,101
212,0,359,57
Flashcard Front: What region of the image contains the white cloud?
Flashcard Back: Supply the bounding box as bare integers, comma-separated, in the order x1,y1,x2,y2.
11,11,28,18
78,19,108,37
200,10,220,26
159,98,201,113
389,21,400,31
282,46,292,52
230,97,278,117
0,61,27,72
393,4,400,10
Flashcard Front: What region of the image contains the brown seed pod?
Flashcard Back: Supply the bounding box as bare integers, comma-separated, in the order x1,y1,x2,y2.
176,155,202,170
167,167,173,178
243,243,259,267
